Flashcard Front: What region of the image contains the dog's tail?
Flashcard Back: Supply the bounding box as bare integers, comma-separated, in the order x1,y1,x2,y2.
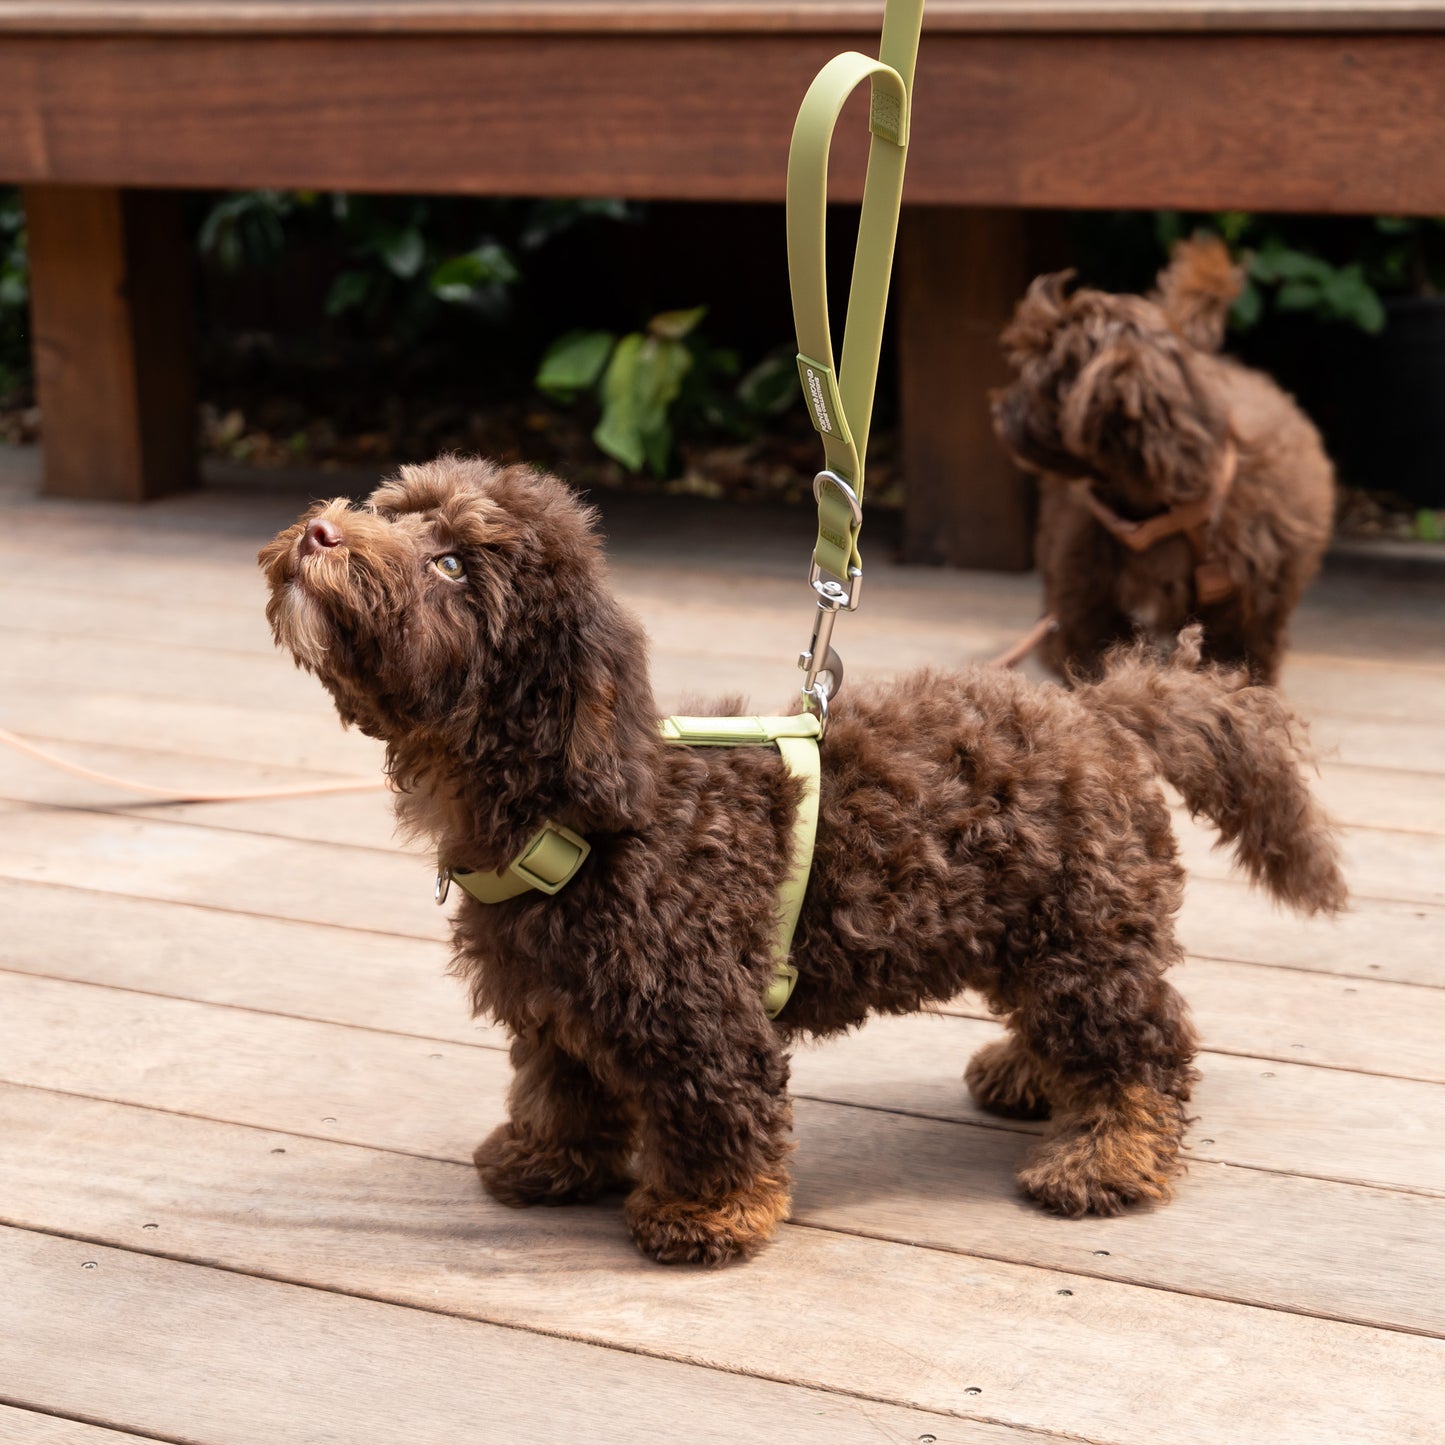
1151,235,1244,353
1077,628,1347,915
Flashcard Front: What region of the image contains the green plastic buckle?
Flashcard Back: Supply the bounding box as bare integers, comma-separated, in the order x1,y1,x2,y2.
511,824,591,894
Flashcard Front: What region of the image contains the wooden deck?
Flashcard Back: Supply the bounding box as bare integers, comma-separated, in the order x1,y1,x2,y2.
1,444,1443,1444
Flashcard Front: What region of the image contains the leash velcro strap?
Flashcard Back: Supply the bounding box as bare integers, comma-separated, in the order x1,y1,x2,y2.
450,822,591,905
787,0,924,588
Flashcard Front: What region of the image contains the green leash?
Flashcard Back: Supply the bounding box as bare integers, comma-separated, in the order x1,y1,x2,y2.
791,0,925,717
437,3,925,1021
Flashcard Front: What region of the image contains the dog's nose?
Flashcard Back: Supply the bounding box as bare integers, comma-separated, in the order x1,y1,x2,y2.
299,517,343,557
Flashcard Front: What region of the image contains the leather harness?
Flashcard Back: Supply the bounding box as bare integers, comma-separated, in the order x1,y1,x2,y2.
1070,439,1240,608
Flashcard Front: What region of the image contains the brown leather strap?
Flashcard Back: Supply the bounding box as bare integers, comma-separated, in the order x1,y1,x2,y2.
1073,441,1238,606
990,613,1059,669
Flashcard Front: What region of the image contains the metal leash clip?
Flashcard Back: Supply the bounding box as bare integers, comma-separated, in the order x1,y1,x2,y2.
799,471,863,724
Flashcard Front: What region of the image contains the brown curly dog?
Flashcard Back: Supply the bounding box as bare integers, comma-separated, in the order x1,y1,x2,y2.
260,456,1345,1265
992,236,1335,685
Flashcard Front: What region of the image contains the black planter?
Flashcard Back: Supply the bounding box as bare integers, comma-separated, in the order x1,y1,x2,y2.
1236,296,1445,508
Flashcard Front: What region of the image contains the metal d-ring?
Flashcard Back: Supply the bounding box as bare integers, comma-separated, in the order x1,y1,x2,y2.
434,868,452,906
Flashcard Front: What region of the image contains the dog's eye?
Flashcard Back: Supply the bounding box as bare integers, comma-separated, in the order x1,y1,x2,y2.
431,554,467,582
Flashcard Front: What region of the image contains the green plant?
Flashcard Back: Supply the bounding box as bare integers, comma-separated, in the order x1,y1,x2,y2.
536,310,798,476
1237,237,1386,334
538,307,707,474
1152,209,1445,336
0,188,30,400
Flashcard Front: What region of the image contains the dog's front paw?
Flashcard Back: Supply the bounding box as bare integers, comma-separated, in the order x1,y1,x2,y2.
474,1124,630,1208
624,1176,791,1266
965,1037,1052,1120
1015,1085,1185,1217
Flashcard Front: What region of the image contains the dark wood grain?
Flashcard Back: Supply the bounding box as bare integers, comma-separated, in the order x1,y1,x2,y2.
2,1,1445,37
897,207,1038,570
23,186,196,501
0,33,1443,212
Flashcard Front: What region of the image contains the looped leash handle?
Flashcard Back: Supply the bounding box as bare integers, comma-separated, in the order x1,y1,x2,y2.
787,0,925,593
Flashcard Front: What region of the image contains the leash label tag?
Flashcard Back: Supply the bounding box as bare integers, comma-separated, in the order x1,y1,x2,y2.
796,354,849,442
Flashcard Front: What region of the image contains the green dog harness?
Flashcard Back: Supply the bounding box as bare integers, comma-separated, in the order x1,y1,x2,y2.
441,713,823,1020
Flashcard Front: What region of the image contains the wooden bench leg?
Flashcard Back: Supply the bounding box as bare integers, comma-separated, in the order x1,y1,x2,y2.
23,185,196,501
896,206,1039,571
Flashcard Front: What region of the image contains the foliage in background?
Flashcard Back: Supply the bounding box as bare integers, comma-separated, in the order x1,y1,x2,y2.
196,190,637,336
536,309,798,475
0,189,28,400
1154,210,1445,335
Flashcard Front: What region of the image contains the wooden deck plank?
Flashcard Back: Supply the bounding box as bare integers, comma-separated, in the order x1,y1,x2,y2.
1,971,1440,1205
3,873,1442,1080
945,954,1445,1083
3,803,1442,986
0,1229,993,1445
1174,810,1445,906
2,1096,1442,1445
0,1406,161,1445
6,1080,1444,1339
1179,877,1444,983
790,1012,1445,1194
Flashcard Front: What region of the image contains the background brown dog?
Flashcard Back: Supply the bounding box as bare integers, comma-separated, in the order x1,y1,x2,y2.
993,237,1335,685
261,457,1345,1265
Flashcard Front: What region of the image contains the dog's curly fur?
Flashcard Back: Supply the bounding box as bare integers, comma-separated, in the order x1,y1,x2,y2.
992,236,1336,685
260,456,1346,1265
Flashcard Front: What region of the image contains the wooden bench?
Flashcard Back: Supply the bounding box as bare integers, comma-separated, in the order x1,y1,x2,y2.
3,1,1444,568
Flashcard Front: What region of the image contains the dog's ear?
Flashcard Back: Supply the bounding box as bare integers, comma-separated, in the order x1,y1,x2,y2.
559,598,658,831
1060,338,1225,500
1000,269,1075,366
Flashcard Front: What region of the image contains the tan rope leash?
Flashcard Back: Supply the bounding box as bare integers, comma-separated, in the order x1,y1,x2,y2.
0,727,386,803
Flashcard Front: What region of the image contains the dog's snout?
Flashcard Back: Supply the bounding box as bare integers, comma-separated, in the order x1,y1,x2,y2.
300,517,343,557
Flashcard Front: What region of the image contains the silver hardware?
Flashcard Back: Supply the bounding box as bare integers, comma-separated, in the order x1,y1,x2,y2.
813,469,863,526
434,868,452,906
802,677,832,734
808,471,863,612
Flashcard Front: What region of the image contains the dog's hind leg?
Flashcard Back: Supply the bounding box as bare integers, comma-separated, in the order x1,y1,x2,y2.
965,1034,1052,1120
1010,968,1198,1217
474,1025,634,1207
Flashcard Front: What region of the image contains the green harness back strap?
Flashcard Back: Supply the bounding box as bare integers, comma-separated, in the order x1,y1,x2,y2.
448,715,823,1020
788,0,925,589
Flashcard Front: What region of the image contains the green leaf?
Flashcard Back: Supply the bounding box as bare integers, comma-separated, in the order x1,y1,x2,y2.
1228,278,1263,332
1215,211,1253,247
738,350,801,415
1274,279,1324,312
1415,509,1444,543
593,334,647,470
1321,264,1387,333
641,421,673,478
430,243,519,303
593,332,694,473
325,270,372,317
380,227,426,280
648,306,707,341
535,330,616,399
1254,245,1331,285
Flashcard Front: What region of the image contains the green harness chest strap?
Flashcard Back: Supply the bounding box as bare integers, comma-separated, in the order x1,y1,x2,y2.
445,714,823,1021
